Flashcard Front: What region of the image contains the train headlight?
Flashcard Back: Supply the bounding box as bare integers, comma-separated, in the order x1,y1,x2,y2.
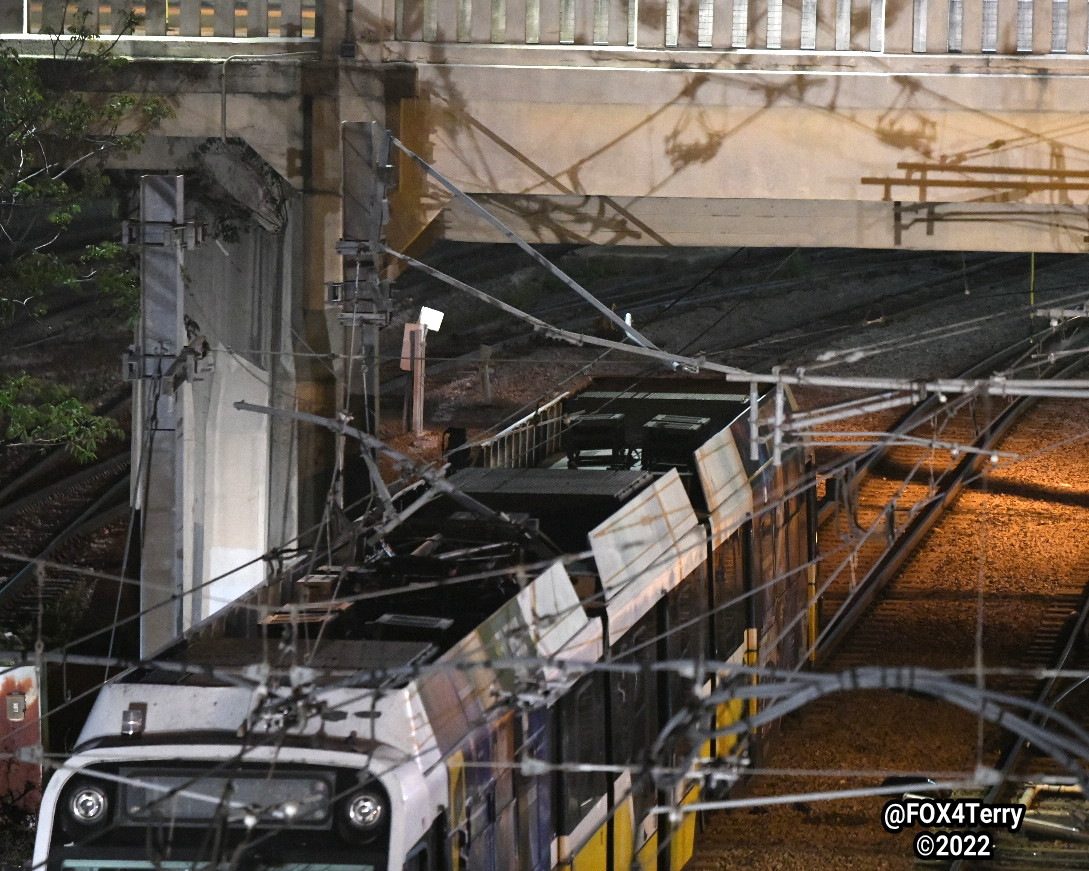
69,784,108,823
60,779,112,838
337,785,388,843
346,791,384,829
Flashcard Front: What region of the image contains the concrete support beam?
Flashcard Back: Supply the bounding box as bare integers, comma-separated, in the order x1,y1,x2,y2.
134,175,186,658
443,194,1089,252
134,169,294,655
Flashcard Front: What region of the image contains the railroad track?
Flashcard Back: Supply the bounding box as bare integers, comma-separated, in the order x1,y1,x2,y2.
386,245,1089,414
812,322,1089,666
787,326,1089,869
955,554,1089,869
688,340,1089,870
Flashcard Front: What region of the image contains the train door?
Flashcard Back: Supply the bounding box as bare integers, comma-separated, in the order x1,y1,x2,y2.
492,713,518,870
710,532,748,758
447,731,500,871
463,725,503,871
782,450,811,669
447,751,469,871
553,671,609,870
403,820,445,871
611,617,658,871
661,567,709,870
514,708,551,871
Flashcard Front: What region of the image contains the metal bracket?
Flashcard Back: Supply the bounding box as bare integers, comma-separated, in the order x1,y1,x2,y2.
338,311,392,328
122,344,208,387
122,220,205,249
326,278,392,306
6,692,26,722
1036,303,1089,325
892,201,940,246
335,239,375,263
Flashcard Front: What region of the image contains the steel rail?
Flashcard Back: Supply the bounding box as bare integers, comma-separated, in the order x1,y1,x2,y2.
0,474,130,611
813,328,1051,527
813,335,1089,666
0,391,129,507
0,451,129,527
945,567,1089,869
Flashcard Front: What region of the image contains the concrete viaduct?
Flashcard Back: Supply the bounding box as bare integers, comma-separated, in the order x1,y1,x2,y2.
4,0,1088,651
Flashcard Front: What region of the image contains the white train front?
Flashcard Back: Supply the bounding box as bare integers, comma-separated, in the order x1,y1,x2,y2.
36,378,815,871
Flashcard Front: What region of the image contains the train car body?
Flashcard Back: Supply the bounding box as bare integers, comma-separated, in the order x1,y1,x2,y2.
1,655,41,813
35,378,814,871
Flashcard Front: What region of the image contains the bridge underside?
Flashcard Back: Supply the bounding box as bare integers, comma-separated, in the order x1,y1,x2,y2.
390,48,1089,254
441,195,1089,252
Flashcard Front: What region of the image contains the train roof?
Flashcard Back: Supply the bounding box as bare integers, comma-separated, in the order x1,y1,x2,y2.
446,466,652,499
77,379,772,755
137,637,437,688
562,375,749,435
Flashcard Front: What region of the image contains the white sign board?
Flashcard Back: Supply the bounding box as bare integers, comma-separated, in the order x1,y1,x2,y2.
419,306,444,332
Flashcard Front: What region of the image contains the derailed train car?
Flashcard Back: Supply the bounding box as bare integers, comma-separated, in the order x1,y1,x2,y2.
34,378,815,871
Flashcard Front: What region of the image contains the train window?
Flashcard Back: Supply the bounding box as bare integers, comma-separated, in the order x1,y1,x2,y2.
515,712,550,871
403,842,431,871
612,620,655,766
713,535,745,660
611,618,658,835
666,568,707,721
494,718,515,814
747,522,767,627
556,673,608,834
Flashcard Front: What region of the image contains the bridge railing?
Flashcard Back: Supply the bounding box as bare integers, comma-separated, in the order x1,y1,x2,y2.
393,0,1087,54
7,1,318,39
475,392,569,469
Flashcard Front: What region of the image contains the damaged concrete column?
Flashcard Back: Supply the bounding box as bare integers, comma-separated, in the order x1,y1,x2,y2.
132,166,291,657
131,175,188,658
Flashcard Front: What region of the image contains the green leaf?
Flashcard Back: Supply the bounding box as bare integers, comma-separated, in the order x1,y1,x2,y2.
0,375,122,461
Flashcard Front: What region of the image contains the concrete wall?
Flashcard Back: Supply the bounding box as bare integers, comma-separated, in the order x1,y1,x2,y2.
392,46,1089,252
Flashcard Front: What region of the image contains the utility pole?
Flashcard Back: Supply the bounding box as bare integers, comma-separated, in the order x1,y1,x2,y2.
331,122,393,508
126,175,203,657
479,345,493,402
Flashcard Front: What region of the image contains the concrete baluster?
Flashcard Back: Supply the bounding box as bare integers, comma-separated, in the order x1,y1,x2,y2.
794,0,814,47
214,0,235,35
710,0,737,46
435,0,458,40
638,0,667,46
678,0,701,46
539,0,562,42
882,0,916,52
281,0,304,36
247,0,270,36
926,0,949,49
471,0,494,40
997,0,1018,50
958,0,982,48
179,0,201,34
1067,0,1086,52
143,0,166,34
507,0,528,41
574,0,596,43
607,0,631,44
1032,0,1052,51
76,0,100,33
40,0,66,33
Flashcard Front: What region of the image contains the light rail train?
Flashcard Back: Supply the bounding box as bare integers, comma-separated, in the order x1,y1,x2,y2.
34,377,815,871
